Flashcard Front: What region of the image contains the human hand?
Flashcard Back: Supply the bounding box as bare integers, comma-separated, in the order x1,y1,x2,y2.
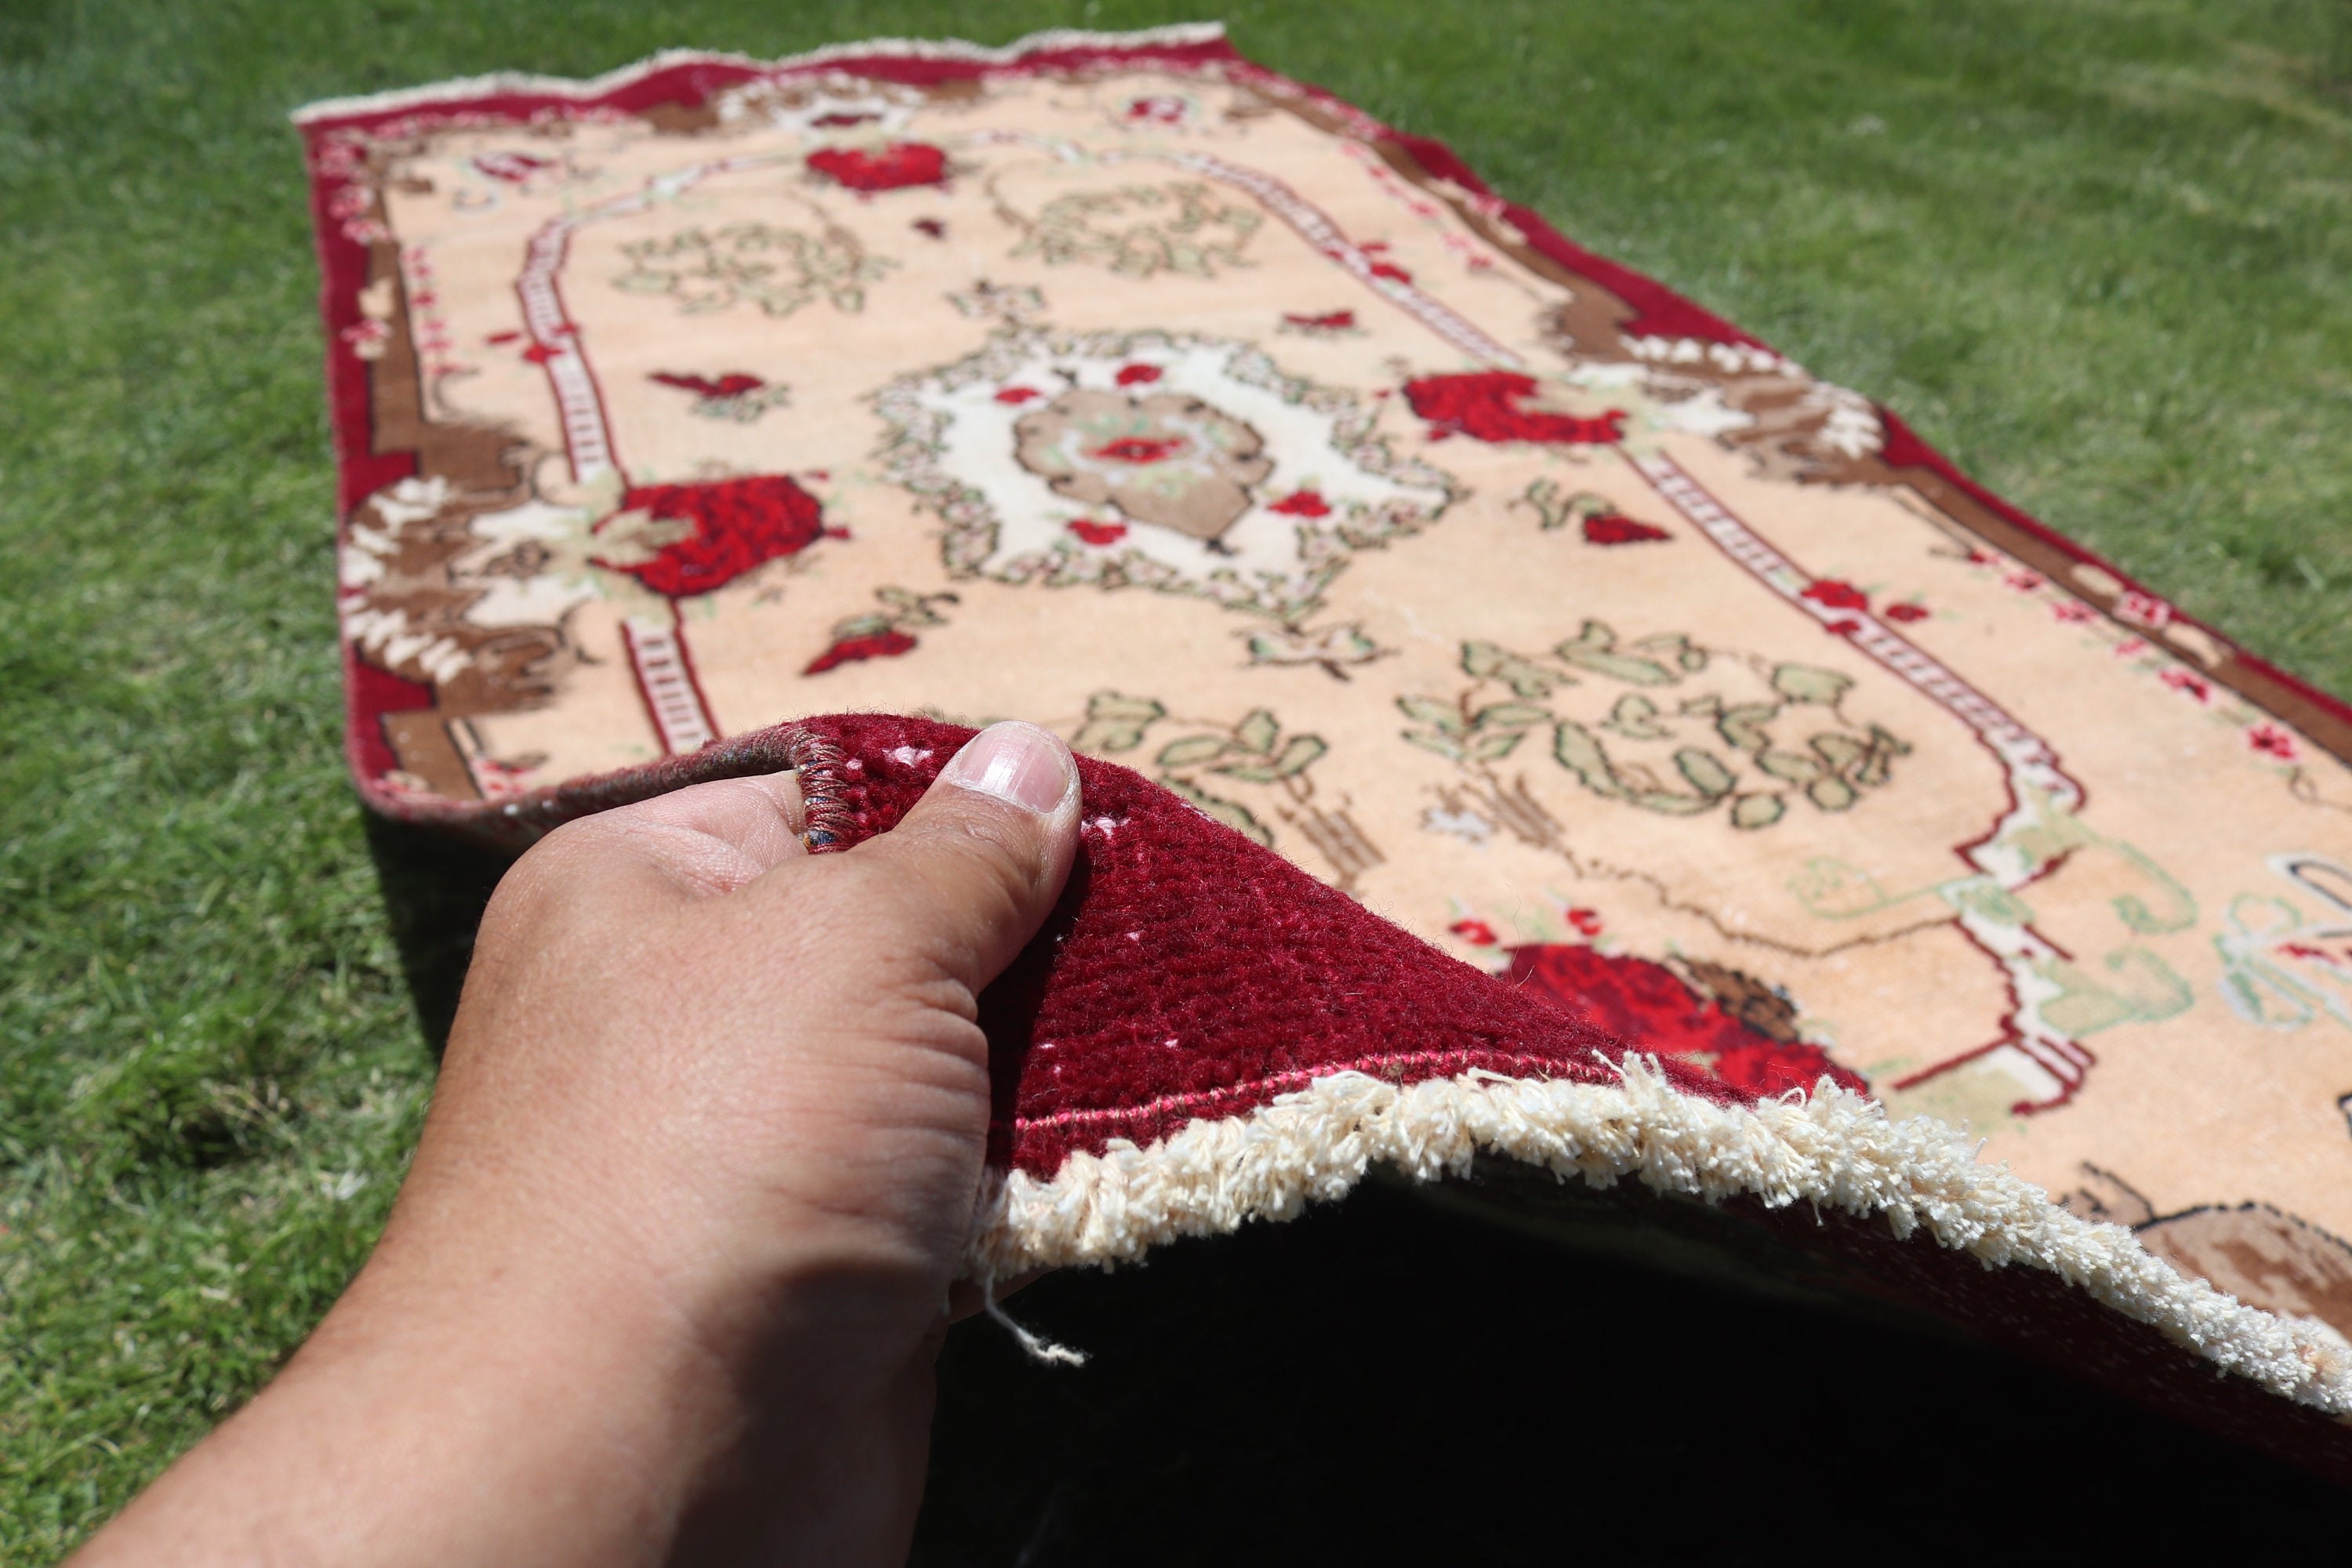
74,720,1083,1568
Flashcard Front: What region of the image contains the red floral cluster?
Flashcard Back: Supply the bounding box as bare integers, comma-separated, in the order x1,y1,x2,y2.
804,630,916,675
597,474,826,598
1581,513,1668,546
1401,372,1625,446
650,371,765,400
1091,436,1188,464
1067,520,1128,546
1269,489,1331,517
1503,943,1866,1099
806,142,948,192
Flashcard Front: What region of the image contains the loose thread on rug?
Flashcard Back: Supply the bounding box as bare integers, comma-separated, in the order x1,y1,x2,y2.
982,1279,1089,1367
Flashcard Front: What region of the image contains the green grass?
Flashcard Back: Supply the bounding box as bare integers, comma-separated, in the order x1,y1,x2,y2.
4,0,2350,1554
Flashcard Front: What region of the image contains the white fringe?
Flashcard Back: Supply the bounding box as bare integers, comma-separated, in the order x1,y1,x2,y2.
967,1059,2352,1414
291,24,1227,123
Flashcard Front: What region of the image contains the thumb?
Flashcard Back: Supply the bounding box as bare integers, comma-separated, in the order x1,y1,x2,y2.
830,721,1083,996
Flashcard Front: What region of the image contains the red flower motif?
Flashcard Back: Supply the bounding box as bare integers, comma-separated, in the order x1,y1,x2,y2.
1710,1040,1856,1098
1368,260,1414,283
2003,570,2045,593
2247,723,2299,761
1269,489,1332,517
484,329,522,345
650,371,765,399
2051,601,2095,624
1285,310,1356,331
1067,520,1128,546
2160,669,2212,703
1448,919,1499,947
473,151,553,183
1114,363,1163,386
1504,944,1866,1098
596,474,827,598
1090,435,1188,464
1566,907,1604,938
1883,601,1929,623
520,342,563,365
1126,94,1189,123
1800,579,1868,611
1402,372,1627,446
2114,590,2175,630
803,630,916,675
806,142,948,192
1581,514,1669,546
811,111,879,129
994,386,1042,405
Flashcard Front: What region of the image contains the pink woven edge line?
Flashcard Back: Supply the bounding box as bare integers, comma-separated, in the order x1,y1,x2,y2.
1011,1047,1630,1134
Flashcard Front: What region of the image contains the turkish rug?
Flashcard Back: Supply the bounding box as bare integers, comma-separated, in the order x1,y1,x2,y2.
297,26,2352,1465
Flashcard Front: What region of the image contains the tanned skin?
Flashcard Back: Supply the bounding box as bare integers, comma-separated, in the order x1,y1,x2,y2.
73,721,1083,1568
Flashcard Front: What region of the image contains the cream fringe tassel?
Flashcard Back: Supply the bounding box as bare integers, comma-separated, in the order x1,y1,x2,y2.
291,25,1229,123
966,1058,2352,1415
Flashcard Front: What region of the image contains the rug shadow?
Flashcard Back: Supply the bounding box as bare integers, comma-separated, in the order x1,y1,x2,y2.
361,809,514,1056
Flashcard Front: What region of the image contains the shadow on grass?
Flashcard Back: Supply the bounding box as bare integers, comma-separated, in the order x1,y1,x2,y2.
916,1178,2348,1565
361,810,514,1057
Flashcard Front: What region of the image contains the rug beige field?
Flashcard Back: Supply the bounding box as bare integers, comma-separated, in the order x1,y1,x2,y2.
299,26,2352,1403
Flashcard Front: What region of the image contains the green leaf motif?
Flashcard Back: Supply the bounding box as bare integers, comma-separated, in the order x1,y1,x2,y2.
1156,734,1231,768
1162,775,1273,845
1809,731,1866,772
1073,691,1166,754
1398,695,1466,734
1551,720,1627,797
1716,702,1777,755
1730,793,1788,830
1631,632,1708,673
1268,734,1327,778
1462,641,1563,699
1467,728,1525,760
1602,694,1671,740
1771,662,1854,706
1756,748,1825,782
1404,730,1467,761
1807,775,1860,811
1234,708,1280,756
1675,748,1737,798
1854,724,1911,787
1628,790,1721,815
1555,621,1676,685
1473,702,1553,731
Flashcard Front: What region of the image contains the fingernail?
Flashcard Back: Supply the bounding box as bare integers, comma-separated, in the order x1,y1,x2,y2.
942,722,1074,815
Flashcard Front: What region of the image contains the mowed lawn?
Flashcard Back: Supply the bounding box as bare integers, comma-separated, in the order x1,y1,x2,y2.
4,0,2350,1553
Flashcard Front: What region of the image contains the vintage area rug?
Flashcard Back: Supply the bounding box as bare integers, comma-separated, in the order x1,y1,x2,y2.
298,27,2352,1462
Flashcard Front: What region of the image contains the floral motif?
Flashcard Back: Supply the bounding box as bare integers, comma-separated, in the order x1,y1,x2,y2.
1800,579,1869,612
806,142,948,191
612,223,890,317
2248,723,2302,762
1070,691,1381,891
1399,625,1909,829
1014,388,1272,544
1403,371,1624,445
592,475,826,597
872,328,1460,619
804,586,958,676
1010,181,1261,279
1504,943,1864,1097
648,370,792,423
1279,309,1361,338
